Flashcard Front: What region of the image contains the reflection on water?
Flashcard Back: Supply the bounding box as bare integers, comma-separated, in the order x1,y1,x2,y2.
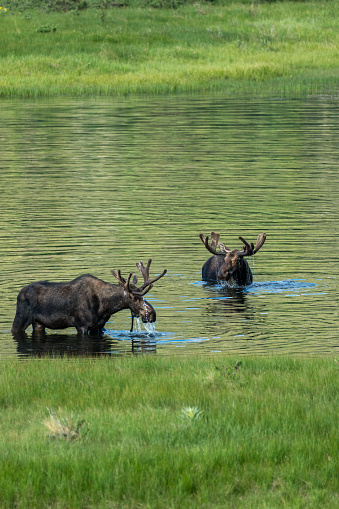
202,285,252,319
11,330,159,358
0,94,338,358
247,279,317,294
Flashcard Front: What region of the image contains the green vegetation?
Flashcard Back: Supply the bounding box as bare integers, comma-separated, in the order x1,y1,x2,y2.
0,355,337,507
0,1,338,97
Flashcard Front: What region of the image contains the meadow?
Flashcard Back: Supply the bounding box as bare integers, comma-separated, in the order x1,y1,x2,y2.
0,355,338,508
0,0,338,97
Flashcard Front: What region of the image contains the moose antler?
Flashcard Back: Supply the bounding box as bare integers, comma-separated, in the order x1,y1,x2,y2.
238,237,254,257
238,233,266,257
253,233,267,254
111,260,167,298
111,269,134,292
199,232,230,255
136,259,167,292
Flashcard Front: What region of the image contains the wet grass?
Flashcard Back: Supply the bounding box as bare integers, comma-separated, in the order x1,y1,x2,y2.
0,1,338,97
0,355,337,508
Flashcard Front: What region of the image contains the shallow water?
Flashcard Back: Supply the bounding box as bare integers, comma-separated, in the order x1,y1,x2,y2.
0,94,337,358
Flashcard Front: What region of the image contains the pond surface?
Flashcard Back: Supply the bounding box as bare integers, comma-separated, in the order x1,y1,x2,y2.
0,94,337,358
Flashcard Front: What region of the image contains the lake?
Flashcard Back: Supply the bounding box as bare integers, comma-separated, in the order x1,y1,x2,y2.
0,94,337,358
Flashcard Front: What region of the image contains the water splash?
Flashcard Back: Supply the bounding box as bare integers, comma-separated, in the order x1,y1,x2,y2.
143,322,157,335
134,318,142,332
246,279,317,294
134,318,156,335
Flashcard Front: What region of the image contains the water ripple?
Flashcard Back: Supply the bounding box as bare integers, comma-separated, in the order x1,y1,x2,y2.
0,95,337,358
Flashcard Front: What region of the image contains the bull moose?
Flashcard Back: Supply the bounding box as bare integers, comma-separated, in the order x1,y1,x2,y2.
199,232,266,285
11,259,166,335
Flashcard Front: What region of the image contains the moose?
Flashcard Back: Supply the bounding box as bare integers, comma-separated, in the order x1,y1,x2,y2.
199,232,266,285
11,259,166,335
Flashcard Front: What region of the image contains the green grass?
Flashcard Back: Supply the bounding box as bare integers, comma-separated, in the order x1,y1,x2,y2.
0,1,338,97
0,355,338,507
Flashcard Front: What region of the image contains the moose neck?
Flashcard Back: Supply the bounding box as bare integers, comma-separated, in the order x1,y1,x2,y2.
104,284,136,314
106,284,155,322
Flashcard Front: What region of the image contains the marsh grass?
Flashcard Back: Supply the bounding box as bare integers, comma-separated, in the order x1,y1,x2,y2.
45,407,88,440
179,405,203,424
0,1,338,97
0,355,337,508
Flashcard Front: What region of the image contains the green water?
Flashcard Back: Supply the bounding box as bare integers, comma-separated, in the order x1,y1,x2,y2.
0,95,337,357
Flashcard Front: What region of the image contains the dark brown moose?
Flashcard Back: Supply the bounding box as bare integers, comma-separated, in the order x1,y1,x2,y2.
199,232,266,285
11,259,166,335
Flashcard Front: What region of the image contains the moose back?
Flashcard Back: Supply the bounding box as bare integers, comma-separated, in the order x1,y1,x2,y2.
11,259,166,335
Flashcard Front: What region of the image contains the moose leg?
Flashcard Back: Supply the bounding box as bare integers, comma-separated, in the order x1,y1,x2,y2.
89,327,104,335
88,317,107,335
11,289,35,333
32,321,46,333
11,317,32,333
76,325,89,335
11,308,32,333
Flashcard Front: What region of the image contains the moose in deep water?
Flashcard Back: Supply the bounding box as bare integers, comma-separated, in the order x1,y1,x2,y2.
11,259,166,335
199,232,266,286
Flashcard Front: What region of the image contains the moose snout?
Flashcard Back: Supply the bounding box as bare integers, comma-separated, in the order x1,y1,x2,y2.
139,304,156,323
225,268,235,281
224,272,232,281
131,298,156,323
218,266,233,281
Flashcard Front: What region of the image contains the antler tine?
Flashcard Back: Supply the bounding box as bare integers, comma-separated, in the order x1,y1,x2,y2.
218,242,231,254
199,233,221,256
139,283,154,296
253,233,267,254
239,236,251,250
139,269,167,291
136,259,167,291
238,233,267,257
127,283,154,298
210,232,220,251
111,269,133,291
118,270,125,283
125,272,133,291
237,236,254,257
112,262,166,296
136,259,151,283
199,233,207,246
111,269,122,283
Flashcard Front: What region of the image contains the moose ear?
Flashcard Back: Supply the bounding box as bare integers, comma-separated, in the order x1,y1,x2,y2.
132,274,138,286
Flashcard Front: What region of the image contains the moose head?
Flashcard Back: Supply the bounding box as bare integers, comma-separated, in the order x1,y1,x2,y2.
111,259,167,331
199,232,266,286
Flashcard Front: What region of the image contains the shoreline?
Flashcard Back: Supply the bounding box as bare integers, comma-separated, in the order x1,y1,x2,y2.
1,2,338,99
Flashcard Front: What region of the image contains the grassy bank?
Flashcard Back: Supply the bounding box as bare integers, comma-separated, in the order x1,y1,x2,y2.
0,355,337,508
0,1,338,97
